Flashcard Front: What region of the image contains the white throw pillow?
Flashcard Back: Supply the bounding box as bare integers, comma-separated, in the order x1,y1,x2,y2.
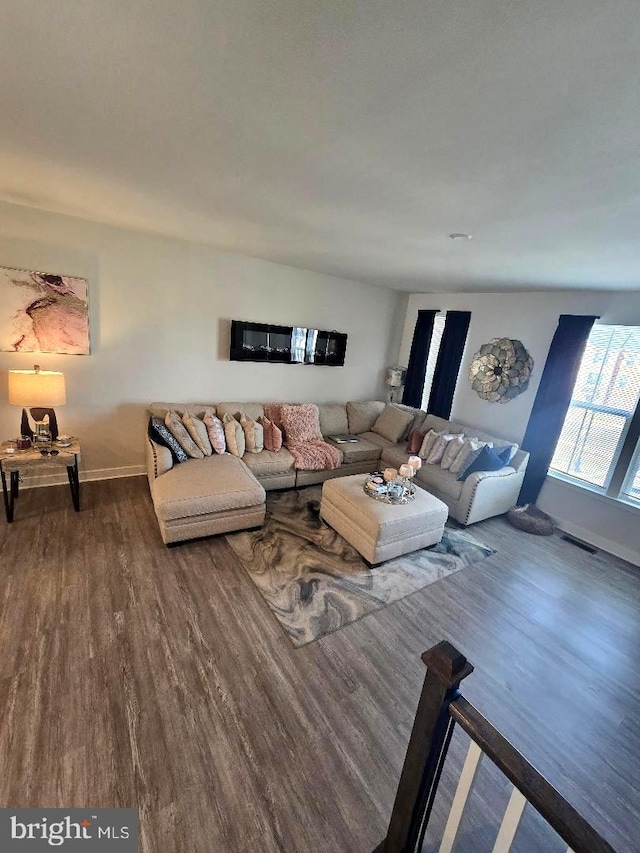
441,434,465,470
449,437,493,474
223,413,246,457
426,433,457,464
240,412,264,453
418,429,443,460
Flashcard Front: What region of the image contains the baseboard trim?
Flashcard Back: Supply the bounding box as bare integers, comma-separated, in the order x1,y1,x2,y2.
15,466,639,565
554,519,640,567
17,465,146,490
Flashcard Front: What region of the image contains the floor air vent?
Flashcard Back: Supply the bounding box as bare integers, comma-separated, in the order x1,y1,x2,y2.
560,534,597,554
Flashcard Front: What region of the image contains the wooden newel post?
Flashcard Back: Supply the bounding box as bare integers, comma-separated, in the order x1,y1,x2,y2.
375,641,474,853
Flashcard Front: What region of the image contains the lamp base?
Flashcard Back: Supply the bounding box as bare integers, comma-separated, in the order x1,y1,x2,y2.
20,407,60,442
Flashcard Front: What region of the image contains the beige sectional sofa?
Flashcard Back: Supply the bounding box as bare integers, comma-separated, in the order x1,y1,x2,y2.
373,414,529,526
146,401,528,544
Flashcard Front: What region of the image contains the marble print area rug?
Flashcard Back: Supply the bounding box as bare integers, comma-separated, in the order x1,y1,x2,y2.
226,486,495,648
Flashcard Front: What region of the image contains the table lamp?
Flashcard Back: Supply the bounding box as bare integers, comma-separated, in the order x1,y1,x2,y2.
385,366,407,403
8,365,66,441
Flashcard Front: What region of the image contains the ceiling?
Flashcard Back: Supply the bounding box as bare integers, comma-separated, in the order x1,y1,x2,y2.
1,1,640,293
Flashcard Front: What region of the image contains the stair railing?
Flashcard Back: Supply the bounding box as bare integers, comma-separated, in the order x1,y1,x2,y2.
373,641,616,853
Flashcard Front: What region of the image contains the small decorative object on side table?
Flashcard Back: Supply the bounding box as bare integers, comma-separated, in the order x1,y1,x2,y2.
0,437,81,522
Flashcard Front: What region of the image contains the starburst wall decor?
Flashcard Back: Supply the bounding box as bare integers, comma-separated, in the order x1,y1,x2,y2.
469,337,533,403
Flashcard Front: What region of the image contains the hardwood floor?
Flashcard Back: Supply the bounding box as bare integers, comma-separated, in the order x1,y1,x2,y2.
0,476,638,852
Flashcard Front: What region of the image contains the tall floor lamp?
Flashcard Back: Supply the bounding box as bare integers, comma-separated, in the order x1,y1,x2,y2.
8,365,66,441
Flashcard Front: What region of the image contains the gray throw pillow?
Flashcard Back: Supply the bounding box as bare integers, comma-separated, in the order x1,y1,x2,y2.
165,411,204,459
389,404,427,440
317,403,349,436
346,401,386,434
372,405,414,444
182,412,213,456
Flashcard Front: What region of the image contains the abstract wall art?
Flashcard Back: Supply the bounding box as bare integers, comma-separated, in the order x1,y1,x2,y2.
0,266,90,355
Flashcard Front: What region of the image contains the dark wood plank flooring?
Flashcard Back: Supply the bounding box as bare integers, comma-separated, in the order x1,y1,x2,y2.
0,476,638,852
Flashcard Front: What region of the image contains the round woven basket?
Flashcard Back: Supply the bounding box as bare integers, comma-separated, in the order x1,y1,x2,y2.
507,504,555,536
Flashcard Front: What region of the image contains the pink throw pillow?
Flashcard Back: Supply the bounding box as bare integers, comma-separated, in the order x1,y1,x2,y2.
259,415,283,452
263,402,286,431
406,428,426,454
280,404,323,444
203,412,226,454
426,433,456,464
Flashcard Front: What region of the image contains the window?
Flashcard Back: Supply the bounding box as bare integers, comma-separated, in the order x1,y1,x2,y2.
622,446,640,503
420,312,446,410
550,324,640,503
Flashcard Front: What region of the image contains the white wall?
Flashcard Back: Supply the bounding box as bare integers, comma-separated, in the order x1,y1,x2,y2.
399,291,640,564
0,201,405,479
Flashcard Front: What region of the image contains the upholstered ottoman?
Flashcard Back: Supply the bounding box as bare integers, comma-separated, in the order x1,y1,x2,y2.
320,473,448,565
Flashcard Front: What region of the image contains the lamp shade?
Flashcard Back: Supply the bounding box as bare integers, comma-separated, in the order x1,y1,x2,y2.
385,366,406,388
8,368,66,407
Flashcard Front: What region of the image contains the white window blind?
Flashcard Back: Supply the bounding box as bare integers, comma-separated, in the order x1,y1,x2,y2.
550,325,640,490
621,445,640,504
421,312,446,410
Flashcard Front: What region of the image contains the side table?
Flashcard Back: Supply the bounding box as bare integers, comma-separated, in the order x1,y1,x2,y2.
0,439,81,522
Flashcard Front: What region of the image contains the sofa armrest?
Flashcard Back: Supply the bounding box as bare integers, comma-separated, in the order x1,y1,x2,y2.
146,437,173,484
509,448,529,473
457,467,525,525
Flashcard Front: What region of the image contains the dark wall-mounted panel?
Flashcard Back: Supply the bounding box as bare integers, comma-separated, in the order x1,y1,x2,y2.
230,320,347,366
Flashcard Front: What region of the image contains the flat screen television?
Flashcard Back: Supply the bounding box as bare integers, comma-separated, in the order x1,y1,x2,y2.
230,320,347,366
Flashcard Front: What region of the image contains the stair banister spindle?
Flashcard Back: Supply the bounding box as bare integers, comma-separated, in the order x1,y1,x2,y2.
438,739,484,853
491,786,528,853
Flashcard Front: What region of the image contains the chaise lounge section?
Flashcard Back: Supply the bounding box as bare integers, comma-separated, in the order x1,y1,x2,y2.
149,452,266,545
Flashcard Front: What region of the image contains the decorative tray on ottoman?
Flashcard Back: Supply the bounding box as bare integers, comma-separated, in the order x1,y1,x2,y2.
363,472,416,505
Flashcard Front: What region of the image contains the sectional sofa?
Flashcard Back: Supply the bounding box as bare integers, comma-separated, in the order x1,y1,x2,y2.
146,400,529,544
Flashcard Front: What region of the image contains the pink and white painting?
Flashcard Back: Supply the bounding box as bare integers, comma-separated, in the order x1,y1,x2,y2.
0,266,90,355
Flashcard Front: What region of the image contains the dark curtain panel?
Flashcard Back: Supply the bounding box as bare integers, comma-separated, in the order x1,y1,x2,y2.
427,310,472,419
402,309,438,408
519,314,599,505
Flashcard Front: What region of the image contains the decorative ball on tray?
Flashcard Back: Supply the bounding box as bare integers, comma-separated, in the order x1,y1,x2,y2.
469,337,534,404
